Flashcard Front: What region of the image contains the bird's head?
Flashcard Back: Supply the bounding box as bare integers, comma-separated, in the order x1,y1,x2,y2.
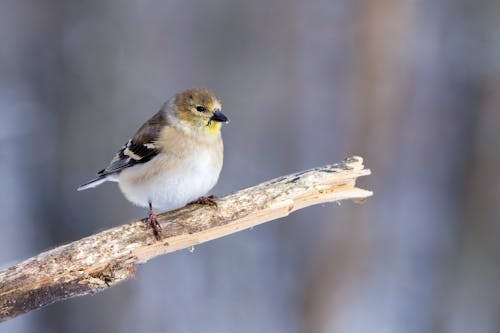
169,88,228,136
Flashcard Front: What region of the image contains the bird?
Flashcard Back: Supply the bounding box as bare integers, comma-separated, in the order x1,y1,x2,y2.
78,88,229,239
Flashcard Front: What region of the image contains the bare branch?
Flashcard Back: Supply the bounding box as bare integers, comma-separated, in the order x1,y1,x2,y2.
0,156,372,322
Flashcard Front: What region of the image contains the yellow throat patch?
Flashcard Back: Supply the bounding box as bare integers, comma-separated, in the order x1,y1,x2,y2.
205,121,222,135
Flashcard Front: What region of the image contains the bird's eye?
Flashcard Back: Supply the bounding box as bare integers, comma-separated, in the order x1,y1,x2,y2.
196,106,206,112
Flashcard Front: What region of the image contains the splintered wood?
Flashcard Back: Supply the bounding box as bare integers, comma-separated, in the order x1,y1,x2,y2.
0,156,372,322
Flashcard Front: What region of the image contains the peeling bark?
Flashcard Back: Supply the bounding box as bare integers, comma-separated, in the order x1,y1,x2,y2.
0,156,372,322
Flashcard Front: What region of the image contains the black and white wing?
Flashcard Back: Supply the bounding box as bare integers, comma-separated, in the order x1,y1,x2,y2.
77,110,167,191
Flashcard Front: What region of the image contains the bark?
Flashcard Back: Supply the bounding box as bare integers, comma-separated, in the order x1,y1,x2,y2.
0,156,372,322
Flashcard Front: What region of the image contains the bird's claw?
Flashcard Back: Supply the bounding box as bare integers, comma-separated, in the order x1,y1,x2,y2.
146,211,162,240
188,195,218,207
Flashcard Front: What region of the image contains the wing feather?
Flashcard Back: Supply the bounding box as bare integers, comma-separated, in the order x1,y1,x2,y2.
98,110,167,177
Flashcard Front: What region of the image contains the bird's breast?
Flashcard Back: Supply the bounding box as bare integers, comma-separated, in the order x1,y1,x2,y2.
118,143,223,211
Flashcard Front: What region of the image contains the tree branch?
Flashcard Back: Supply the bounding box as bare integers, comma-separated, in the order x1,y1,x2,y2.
0,156,372,322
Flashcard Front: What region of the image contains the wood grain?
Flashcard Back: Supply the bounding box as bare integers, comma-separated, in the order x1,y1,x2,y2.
0,156,372,322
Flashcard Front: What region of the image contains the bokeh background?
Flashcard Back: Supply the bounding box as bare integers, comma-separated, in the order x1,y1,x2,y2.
1,0,499,332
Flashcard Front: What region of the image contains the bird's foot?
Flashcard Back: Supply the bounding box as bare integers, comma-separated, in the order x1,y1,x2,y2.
188,195,218,207
147,210,162,240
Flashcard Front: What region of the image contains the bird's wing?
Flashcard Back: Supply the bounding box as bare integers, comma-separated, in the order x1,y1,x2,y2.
98,110,167,177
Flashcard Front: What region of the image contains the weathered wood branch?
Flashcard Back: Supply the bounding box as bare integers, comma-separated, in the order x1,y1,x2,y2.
0,156,372,322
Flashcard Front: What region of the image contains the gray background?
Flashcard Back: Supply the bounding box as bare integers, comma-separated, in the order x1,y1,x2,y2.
0,0,499,332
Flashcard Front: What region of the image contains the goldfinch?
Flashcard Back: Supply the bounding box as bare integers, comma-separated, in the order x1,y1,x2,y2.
78,88,229,238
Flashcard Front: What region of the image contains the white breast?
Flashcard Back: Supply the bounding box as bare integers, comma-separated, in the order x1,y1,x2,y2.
117,147,222,211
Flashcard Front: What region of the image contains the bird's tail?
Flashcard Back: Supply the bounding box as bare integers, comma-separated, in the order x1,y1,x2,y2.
77,175,115,191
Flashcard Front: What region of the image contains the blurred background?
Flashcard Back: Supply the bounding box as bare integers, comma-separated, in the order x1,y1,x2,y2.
0,0,499,332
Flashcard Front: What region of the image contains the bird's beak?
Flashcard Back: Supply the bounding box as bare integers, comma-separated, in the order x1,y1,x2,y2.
210,110,229,123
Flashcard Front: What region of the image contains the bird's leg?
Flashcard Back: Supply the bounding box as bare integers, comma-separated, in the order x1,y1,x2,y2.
147,202,162,240
188,195,218,207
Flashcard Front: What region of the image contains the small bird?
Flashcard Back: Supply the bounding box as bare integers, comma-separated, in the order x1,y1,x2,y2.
78,88,229,238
